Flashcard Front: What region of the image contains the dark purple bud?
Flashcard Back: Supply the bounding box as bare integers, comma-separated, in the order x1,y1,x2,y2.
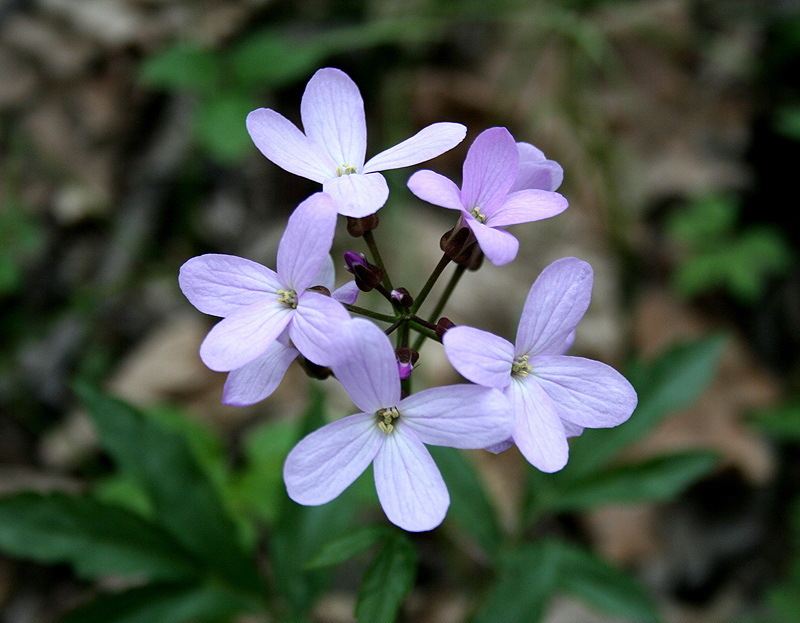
344,251,383,292
390,287,413,308
396,347,419,380
346,214,380,237
307,285,331,296
435,317,455,340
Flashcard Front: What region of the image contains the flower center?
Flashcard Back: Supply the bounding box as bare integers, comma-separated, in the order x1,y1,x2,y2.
336,163,358,176
376,406,400,434
512,355,532,377
276,289,298,308
470,206,487,223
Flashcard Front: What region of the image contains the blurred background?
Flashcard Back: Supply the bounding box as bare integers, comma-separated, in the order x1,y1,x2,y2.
1,0,799,621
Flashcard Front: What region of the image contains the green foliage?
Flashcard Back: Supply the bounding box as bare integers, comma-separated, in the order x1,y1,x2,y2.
305,525,394,570
0,193,45,296
666,194,792,303
750,401,800,441
355,533,419,623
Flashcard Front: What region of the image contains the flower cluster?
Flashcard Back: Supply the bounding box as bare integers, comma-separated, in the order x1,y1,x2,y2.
180,67,637,532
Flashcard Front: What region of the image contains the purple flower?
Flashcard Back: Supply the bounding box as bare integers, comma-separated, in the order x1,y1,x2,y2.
179,192,350,379
442,258,637,472
246,67,467,218
407,127,569,266
283,318,513,532
510,142,564,193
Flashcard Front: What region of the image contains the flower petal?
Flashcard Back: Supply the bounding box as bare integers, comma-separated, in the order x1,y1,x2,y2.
222,340,298,406
179,254,281,317
533,355,638,428
277,192,338,292
406,170,464,211
246,108,335,182
284,413,383,506
363,122,467,173
400,385,514,449
323,172,389,218
510,158,564,193
332,280,359,305
312,254,336,291
300,67,367,170
486,438,514,454
330,318,401,413
461,127,518,215
467,217,520,267
487,190,568,228
509,378,569,473
442,326,514,389
289,291,350,366
373,428,449,532
515,258,593,357
199,298,293,372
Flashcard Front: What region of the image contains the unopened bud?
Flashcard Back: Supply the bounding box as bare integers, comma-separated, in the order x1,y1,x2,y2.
435,317,455,340
396,347,419,380
344,251,383,292
390,287,413,308
346,214,380,237
307,285,331,296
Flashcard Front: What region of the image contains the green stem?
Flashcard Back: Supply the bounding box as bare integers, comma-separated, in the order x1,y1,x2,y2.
412,263,466,351
344,304,397,324
362,230,393,292
411,253,451,315
407,319,439,342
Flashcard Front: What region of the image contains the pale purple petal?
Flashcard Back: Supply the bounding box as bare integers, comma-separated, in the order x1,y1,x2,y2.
246,108,336,182
461,127,518,215
179,254,281,317
222,341,298,406
562,420,585,439
486,438,514,454
284,413,383,505
199,298,293,372
323,172,389,218
332,281,359,305
487,190,568,228
362,122,467,173
515,258,593,357
330,318,401,413
277,192,338,293
400,385,513,449
510,159,564,193
312,255,336,291
442,326,514,389
508,378,569,473
406,170,464,211
517,142,547,163
467,217,520,267
373,428,449,532
300,68,367,169
532,355,638,428
289,292,350,366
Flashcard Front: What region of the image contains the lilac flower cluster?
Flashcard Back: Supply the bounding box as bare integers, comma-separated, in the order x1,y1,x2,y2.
179,68,637,532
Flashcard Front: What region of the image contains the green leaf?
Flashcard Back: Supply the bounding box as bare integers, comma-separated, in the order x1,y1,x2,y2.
666,194,737,246
139,44,221,93
195,93,262,164
61,580,250,623
472,541,560,623
554,540,660,622
565,334,726,477
428,447,503,557
0,492,197,581
775,106,800,141
75,384,261,595
305,525,393,570
355,533,418,623
536,452,718,513
751,401,800,440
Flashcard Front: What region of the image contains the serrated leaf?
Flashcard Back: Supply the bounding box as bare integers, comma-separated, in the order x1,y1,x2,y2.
554,540,660,622
305,525,393,570
61,580,250,623
428,447,502,557
355,533,418,623
0,492,197,581
75,384,261,595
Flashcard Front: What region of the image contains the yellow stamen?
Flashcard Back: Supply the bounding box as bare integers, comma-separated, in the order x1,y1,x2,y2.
276,289,297,308
512,355,532,377
336,163,358,176
471,206,487,223
377,406,400,434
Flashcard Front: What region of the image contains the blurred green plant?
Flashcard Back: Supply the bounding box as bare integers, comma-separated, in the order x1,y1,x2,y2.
666,194,792,304
0,191,45,297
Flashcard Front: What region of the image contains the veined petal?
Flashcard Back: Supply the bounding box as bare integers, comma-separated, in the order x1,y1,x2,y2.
509,378,569,473
406,170,464,211
533,355,638,428
284,413,383,505
312,254,336,292
468,218,520,267
487,190,568,228
363,122,467,173
373,427,449,532
301,68,367,170
461,127,518,215
179,254,281,317
289,292,350,366
323,172,389,218
510,159,564,193
330,318,401,413
400,385,514,449
199,298,293,372
246,108,336,182
515,258,593,357
277,192,338,293
222,340,298,406
442,326,514,389
332,281,359,305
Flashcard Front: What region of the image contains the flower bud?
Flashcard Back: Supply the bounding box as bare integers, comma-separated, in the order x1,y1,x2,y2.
435,317,455,340
440,223,482,268
390,287,413,308
343,251,384,292
346,214,380,237
396,347,419,380
307,285,331,296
